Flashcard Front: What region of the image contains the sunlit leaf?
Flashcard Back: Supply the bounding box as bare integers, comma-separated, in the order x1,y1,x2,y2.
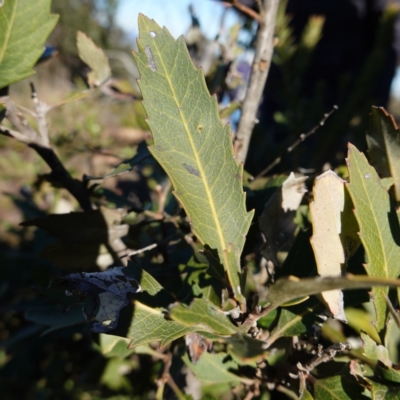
0,0,58,88
361,332,391,366
133,15,253,304
266,274,400,311
346,143,400,334
77,31,111,87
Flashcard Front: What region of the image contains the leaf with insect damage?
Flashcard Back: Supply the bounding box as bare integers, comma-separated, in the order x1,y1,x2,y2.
133,15,253,307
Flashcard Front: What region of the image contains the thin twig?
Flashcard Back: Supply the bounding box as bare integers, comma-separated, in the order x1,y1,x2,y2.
0,96,92,211
235,0,280,164
383,293,400,329
231,0,263,24
255,105,339,179
123,234,180,258
298,342,352,373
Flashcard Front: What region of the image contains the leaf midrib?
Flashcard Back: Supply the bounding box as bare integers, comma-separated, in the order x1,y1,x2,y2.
0,0,17,63
149,28,227,254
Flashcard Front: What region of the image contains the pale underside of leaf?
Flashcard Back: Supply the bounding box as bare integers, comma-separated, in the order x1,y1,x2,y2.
346,143,400,335
77,31,111,87
0,0,58,88
310,170,346,321
133,15,253,303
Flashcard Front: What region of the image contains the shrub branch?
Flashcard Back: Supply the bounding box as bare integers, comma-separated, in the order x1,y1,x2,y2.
235,0,280,164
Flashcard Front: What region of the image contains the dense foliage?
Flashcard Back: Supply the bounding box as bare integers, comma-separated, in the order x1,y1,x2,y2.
1,1,400,399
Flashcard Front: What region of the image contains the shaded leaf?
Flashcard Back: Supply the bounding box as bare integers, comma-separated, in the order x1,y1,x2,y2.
259,172,307,265
225,333,266,361
169,298,238,335
85,145,151,180
77,31,111,87
346,143,400,335
25,304,87,335
62,267,141,333
133,15,253,304
376,362,400,384
367,107,400,201
310,170,346,320
183,352,250,385
0,0,58,88
21,207,128,244
313,375,366,400
264,300,325,348
364,379,400,400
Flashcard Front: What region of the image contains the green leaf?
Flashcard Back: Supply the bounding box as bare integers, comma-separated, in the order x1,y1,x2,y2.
346,143,400,334
313,375,366,400
345,308,381,344
125,302,193,348
225,333,266,362
361,332,391,366
376,363,400,384
266,274,400,311
169,298,238,335
183,352,250,385
77,31,111,87
367,107,400,201
365,379,400,400
113,264,194,347
0,0,58,88
264,300,324,348
133,15,253,304
25,304,87,335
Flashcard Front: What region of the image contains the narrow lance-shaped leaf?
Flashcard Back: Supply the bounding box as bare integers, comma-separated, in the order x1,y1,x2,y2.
133,15,254,304
310,170,346,321
346,143,400,335
266,274,400,312
0,0,58,89
367,107,400,201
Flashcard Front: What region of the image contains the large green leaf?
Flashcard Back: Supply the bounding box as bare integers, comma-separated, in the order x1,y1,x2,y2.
346,143,400,334
367,107,400,201
133,15,253,304
0,0,58,88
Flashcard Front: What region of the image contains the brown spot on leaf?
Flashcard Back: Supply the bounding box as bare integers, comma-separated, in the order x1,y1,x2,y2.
182,163,200,177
